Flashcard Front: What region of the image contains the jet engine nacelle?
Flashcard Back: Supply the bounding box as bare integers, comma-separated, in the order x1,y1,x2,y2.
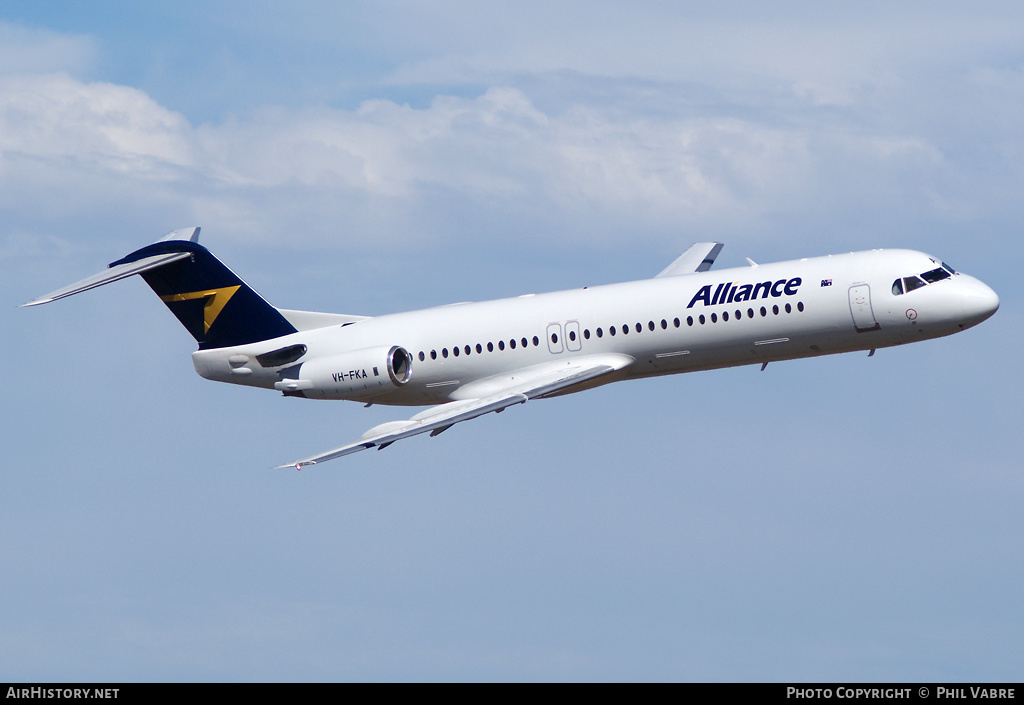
277,345,413,400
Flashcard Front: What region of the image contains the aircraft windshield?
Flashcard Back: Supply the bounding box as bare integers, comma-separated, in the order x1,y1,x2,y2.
921,267,951,283
892,265,955,296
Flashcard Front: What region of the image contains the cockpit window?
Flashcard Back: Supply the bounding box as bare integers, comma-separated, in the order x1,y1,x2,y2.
921,267,951,284
893,262,959,295
903,276,927,293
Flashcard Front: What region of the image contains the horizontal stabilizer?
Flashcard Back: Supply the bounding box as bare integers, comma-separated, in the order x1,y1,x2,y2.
655,242,724,278
22,227,202,307
277,308,371,331
22,251,191,307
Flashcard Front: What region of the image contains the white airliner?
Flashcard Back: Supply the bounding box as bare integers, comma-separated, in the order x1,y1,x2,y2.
25,227,998,468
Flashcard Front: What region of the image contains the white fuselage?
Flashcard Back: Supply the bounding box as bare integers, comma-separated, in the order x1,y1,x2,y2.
191,249,999,406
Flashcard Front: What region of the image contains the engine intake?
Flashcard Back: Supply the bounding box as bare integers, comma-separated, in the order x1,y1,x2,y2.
277,345,413,400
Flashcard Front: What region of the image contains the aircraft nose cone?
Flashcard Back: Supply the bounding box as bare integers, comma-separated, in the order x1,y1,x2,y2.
960,276,999,328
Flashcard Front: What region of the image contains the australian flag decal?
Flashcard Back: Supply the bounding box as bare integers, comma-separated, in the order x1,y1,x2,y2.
821,279,832,287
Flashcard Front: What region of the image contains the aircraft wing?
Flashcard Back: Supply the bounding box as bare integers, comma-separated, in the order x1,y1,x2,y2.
277,353,633,468
655,242,724,278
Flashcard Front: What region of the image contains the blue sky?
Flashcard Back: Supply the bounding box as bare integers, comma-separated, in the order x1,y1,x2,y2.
2,2,1022,681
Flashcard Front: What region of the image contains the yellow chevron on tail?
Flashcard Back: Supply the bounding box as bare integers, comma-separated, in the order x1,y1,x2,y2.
160,285,241,333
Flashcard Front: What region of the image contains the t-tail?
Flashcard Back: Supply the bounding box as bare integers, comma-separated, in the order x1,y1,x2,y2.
23,227,298,349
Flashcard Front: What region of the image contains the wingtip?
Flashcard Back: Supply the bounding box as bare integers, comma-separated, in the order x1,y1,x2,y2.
274,460,316,470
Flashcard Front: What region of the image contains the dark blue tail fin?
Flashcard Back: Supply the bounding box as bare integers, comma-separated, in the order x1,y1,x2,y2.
108,233,297,349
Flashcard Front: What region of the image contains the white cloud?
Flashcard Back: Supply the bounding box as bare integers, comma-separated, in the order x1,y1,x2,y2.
0,73,193,170
355,5,1024,96
0,74,896,250
3,11,1021,256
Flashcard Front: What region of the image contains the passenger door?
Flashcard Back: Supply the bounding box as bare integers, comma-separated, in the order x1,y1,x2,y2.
849,284,880,331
